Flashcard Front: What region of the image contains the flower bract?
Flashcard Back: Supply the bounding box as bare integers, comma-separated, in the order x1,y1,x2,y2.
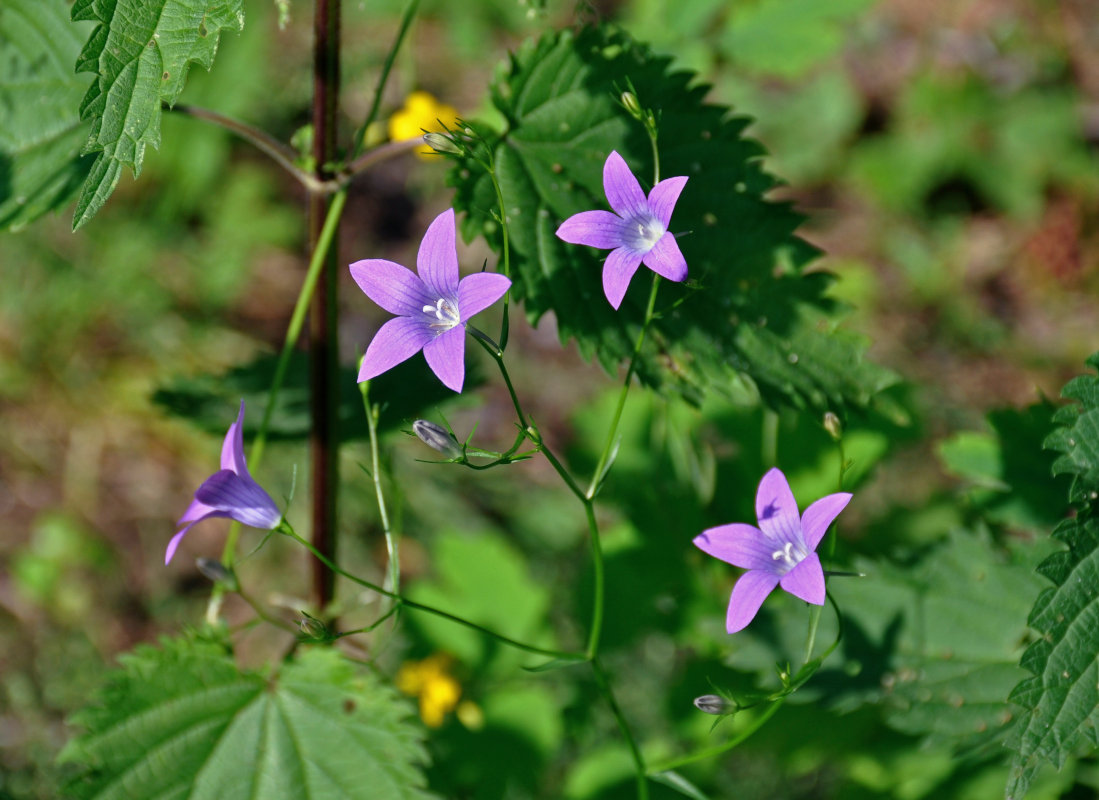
351,208,511,393
693,467,852,633
165,400,281,565
555,150,688,309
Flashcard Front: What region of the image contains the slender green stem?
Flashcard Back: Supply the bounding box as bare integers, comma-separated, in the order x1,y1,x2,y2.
583,504,604,658
362,385,400,606
761,408,779,469
279,523,583,660
586,272,661,500
592,658,649,800
646,699,785,774
484,167,513,350
216,189,349,570
649,133,661,186
351,0,422,159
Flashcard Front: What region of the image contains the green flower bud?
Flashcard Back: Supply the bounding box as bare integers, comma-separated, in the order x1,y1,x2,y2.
693,694,734,715
823,411,843,440
422,132,462,156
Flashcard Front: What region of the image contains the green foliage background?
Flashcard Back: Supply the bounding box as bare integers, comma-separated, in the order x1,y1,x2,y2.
2,0,1098,798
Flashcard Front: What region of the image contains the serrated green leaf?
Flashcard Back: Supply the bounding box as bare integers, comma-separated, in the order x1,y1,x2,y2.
61,633,433,799
70,0,244,229
1005,353,1099,799
450,27,897,413
0,0,94,231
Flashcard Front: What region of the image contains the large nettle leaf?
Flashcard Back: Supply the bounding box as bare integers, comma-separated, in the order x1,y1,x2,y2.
70,0,244,229
0,0,93,231
61,633,434,799
1006,352,1099,799
450,27,898,412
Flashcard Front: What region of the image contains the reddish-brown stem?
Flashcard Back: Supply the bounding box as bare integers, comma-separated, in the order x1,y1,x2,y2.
308,0,341,611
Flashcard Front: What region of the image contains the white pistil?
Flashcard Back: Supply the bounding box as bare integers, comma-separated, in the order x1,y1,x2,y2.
423,298,460,331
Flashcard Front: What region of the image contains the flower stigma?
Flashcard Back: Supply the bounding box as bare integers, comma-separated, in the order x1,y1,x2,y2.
423,297,460,331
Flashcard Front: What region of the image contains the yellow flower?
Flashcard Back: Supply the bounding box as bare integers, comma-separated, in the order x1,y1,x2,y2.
388,91,460,158
396,653,463,728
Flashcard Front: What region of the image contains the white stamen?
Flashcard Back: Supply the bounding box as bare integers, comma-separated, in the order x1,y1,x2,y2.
423,297,460,331
624,213,665,252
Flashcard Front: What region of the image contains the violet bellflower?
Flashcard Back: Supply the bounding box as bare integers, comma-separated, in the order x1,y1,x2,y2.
693,467,852,633
165,401,282,565
351,208,512,393
555,150,688,309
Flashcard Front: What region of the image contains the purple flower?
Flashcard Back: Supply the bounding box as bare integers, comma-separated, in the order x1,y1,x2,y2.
351,208,512,393
165,401,281,565
693,468,852,633
555,150,688,310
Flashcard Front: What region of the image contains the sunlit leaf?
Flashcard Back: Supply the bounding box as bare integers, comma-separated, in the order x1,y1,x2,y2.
61,633,433,799
70,0,244,229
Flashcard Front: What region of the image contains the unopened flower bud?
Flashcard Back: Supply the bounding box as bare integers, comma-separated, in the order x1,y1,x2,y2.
196,558,238,590
693,694,733,715
422,132,462,156
413,420,463,459
620,91,642,120
823,411,843,441
298,613,330,641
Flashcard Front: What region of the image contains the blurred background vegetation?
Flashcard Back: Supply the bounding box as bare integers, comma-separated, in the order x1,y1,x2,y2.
1,0,1097,797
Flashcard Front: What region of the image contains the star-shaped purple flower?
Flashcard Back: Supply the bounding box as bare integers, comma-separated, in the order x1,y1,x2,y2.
351,208,511,393
166,401,282,565
693,467,852,633
555,150,688,310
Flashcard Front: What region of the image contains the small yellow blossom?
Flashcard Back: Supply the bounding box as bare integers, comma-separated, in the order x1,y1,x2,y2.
396,653,463,728
388,91,460,159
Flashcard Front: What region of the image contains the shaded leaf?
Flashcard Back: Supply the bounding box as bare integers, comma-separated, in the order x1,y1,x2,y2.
0,0,94,230
451,27,897,414
70,0,244,229
61,633,433,799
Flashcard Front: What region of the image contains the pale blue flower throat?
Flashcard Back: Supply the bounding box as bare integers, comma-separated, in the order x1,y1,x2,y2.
624,213,665,252
423,297,460,331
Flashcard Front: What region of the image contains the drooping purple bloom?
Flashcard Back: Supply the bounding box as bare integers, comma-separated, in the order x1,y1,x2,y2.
350,208,511,393
555,150,688,310
165,401,281,565
693,468,852,634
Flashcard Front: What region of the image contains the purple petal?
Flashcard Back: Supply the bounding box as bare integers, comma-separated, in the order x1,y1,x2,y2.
165,512,229,565
779,553,826,605
359,316,434,382
556,210,626,250
602,246,644,310
350,259,433,317
603,151,647,218
726,569,780,633
220,400,248,474
194,470,282,530
416,209,460,297
423,325,466,392
801,492,853,550
693,523,778,572
755,468,802,545
457,272,511,320
641,233,688,283
647,175,688,227
178,495,219,525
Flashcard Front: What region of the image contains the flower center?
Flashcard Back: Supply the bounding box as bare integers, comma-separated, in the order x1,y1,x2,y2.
771,541,808,572
422,297,461,331
623,213,666,253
